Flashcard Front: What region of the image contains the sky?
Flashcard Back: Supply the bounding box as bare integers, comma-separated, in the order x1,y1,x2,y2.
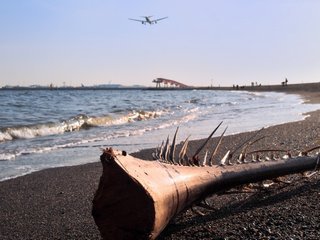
0,0,319,87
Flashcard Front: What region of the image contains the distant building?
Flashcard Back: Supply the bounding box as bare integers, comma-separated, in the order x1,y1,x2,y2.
152,78,189,88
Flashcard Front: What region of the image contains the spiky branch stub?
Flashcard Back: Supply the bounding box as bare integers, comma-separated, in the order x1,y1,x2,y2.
92,123,320,240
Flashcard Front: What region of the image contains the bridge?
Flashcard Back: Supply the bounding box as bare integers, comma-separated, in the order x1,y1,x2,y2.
152,78,189,88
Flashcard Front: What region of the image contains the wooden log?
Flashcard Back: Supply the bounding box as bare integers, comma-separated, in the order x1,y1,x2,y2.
92,148,320,240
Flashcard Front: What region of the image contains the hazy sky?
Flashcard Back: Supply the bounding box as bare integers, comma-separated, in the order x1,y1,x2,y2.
1,0,319,87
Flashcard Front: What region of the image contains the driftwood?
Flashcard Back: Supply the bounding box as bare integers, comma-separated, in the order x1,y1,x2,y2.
92,125,320,240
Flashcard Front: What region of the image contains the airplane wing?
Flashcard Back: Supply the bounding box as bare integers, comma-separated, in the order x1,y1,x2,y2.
129,18,145,23
152,17,168,22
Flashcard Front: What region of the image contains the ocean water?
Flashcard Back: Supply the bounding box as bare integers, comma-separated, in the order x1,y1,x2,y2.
0,89,319,181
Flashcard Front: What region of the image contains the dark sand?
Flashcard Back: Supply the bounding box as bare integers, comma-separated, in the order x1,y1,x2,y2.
1,83,320,239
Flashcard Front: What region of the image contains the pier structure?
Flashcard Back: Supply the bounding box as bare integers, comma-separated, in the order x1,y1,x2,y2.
152,78,189,88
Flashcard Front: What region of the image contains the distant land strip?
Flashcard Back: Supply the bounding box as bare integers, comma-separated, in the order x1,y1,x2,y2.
1,82,320,92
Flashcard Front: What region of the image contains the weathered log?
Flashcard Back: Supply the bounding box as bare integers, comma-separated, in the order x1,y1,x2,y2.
92,147,320,240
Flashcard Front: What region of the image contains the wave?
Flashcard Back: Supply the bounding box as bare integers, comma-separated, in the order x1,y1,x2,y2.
0,153,16,161
0,139,92,161
0,110,162,143
0,108,198,161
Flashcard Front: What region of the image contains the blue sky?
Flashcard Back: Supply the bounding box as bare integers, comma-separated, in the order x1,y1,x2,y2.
1,0,319,87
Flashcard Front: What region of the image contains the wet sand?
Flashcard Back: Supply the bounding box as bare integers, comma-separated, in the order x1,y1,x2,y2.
0,83,320,239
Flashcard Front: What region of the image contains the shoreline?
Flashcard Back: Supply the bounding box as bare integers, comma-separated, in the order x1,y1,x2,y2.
1,87,320,239
1,81,320,93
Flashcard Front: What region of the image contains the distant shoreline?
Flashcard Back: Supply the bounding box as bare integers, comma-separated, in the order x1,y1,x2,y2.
1,81,320,92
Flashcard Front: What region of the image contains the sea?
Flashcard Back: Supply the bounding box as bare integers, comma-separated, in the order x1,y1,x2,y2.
1,89,320,181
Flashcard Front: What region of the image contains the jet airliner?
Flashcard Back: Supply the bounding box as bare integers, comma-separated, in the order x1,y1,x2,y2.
129,16,168,25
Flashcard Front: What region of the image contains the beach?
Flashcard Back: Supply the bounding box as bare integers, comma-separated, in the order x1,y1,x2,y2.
1,84,320,239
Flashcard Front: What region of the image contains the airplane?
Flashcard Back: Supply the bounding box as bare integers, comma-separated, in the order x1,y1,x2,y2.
129,16,168,25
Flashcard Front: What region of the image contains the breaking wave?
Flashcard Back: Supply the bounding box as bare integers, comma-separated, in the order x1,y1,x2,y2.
0,110,162,143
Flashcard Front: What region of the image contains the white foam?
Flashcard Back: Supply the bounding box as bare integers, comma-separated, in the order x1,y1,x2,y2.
0,131,13,142
0,153,16,161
